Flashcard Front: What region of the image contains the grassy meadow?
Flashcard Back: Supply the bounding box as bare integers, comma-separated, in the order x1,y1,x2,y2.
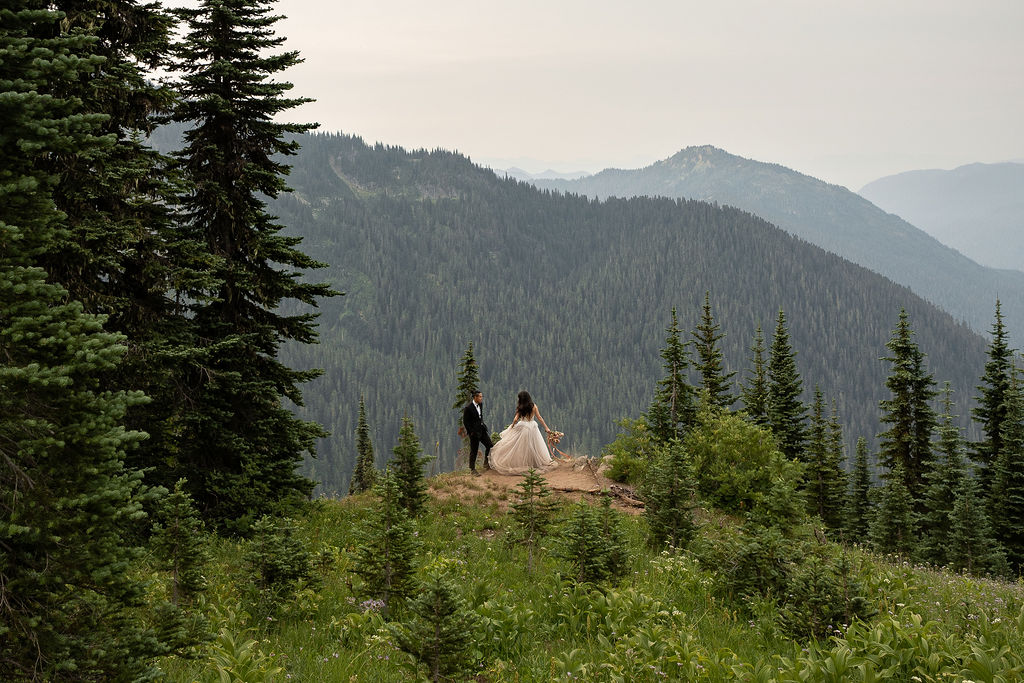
157,472,1024,682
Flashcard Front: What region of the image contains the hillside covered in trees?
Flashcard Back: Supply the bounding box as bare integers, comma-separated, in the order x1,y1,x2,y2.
274,133,991,496
530,145,1024,348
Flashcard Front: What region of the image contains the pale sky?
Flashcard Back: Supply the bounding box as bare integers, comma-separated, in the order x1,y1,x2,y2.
264,0,1023,190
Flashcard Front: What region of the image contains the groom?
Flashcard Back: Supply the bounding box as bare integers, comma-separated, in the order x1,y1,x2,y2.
462,390,492,476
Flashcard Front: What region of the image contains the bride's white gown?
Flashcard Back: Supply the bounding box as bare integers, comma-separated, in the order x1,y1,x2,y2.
489,418,555,475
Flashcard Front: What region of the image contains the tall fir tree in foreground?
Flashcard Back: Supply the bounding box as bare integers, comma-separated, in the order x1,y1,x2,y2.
740,324,769,425
973,300,1015,506
870,462,917,557
918,384,967,566
349,396,378,495
691,291,736,409
804,387,846,529
34,2,195,492
648,308,697,443
843,437,874,543
767,309,806,460
826,400,848,525
0,7,164,675
877,308,937,502
989,368,1024,571
391,418,433,517
170,0,335,528
948,469,1006,577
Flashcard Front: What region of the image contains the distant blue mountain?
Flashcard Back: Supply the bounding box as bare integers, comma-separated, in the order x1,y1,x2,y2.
860,163,1024,273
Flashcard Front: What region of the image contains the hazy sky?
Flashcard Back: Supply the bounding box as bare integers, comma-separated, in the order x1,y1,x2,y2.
263,0,1022,190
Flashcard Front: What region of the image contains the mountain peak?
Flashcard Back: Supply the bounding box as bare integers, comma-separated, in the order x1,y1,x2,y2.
663,145,734,166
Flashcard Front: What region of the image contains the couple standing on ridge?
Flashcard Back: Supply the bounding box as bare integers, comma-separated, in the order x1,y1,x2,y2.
462,389,557,476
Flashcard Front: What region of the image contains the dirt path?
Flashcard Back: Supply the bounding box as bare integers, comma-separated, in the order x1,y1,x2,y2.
428,456,644,514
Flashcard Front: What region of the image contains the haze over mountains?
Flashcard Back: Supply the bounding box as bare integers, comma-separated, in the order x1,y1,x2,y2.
269,133,989,495
860,163,1024,273
531,146,1024,349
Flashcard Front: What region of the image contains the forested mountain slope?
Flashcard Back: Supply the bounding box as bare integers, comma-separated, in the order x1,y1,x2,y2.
860,162,1024,272
531,146,1024,348
272,133,989,496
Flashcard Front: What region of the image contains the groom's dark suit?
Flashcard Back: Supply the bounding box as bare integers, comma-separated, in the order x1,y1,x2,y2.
462,399,492,472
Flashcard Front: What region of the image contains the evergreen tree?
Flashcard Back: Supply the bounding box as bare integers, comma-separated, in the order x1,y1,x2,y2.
452,341,480,460
349,396,378,495
353,470,419,615
691,291,736,409
555,501,612,583
647,308,697,443
804,387,846,529
869,462,917,557
597,494,630,582
843,437,874,543
918,384,967,566
170,0,336,528
151,479,210,605
243,515,315,613
641,439,697,550
948,470,1007,577
390,563,482,681
33,1,194,490
972,300,1015,504
877,308,937,501
509,469,559,573
0,8,164,675
826,400,848,528
740,324,770,425
989,368,1024,571
767,309,807,460
391,418,433,517
452,341,480,416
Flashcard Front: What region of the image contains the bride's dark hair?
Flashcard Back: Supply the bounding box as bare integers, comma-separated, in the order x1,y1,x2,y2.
516,391,534,418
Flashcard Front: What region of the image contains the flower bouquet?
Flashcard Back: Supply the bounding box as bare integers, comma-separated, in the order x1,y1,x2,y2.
546,429,569,459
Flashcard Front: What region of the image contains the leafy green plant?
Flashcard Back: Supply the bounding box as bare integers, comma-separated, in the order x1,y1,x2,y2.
207,609,284,683
602,417,658,484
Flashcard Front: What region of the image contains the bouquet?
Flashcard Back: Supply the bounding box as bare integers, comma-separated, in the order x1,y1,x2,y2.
546,429,568,459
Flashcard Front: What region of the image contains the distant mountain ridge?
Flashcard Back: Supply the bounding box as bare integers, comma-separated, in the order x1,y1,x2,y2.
859,163,1024,272
496,167,592,182
532,146,1024,348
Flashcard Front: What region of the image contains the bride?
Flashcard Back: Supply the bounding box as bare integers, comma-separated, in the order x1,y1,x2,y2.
489,391,557,475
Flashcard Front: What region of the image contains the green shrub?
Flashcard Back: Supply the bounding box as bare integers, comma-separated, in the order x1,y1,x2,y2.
687,409,804,527
602,418,658,484
640,438,696,549
554,499,628,584
389,559,482,681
